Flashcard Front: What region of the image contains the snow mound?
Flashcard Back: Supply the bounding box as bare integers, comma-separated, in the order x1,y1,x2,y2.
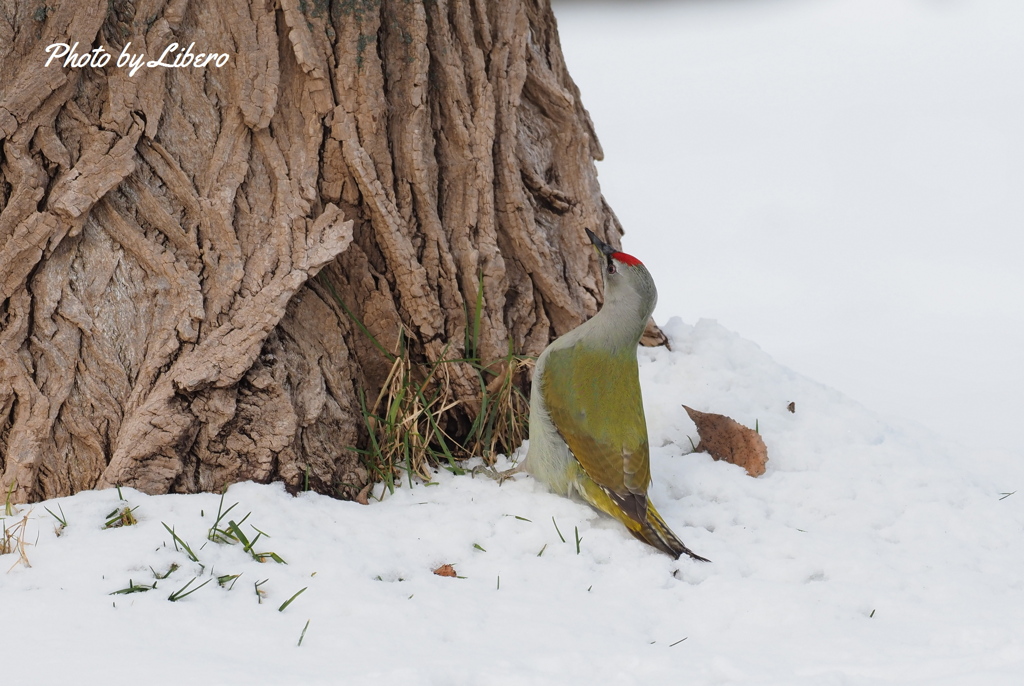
2,319,1022,685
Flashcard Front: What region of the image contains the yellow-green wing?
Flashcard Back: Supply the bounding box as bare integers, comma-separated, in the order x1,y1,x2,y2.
541,343,651,500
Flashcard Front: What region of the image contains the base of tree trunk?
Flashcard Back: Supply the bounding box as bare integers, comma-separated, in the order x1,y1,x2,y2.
0,0,659,504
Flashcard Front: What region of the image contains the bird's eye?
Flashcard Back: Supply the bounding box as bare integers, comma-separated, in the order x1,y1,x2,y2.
606,261,617,275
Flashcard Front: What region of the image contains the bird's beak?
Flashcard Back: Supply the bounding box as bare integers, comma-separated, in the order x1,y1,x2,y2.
585,228,616,257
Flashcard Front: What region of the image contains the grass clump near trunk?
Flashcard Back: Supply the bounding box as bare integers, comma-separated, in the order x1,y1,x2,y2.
322,275,532,494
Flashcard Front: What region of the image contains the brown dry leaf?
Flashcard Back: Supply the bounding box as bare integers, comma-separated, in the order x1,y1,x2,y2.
355,482,373,506
683,406,768,477
433,564,457,577
787,401,796,413
640,318,670,349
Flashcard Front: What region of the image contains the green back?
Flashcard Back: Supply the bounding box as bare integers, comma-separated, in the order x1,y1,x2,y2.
541,342,651,498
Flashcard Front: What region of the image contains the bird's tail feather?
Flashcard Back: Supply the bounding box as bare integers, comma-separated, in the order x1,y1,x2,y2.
643,503,710,562
577,474,709,562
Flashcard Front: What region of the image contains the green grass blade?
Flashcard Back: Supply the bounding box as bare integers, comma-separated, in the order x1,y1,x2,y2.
167,577,211,602
110,580,155,595
44,504,68,528
552,516,565,543
278,587,308,612
161,522,200,562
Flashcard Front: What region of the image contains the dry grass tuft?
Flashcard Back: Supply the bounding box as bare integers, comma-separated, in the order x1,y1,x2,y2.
353,332,533,493
2,510,33,570
324,275,534,494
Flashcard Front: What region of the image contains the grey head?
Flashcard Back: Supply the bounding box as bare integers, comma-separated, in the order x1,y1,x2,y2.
585,228,658,325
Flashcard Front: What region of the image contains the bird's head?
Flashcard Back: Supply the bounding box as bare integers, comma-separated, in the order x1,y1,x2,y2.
585,228,658,323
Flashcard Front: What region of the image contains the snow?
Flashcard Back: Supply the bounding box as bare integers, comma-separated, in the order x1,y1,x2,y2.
5,1,1024,683
4,320,1023,684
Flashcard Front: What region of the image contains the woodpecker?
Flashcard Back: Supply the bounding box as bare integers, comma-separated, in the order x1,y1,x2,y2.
525,228,708,561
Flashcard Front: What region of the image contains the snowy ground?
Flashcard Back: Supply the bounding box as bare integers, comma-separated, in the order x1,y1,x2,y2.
4,320,1023,684
5,1,1024,684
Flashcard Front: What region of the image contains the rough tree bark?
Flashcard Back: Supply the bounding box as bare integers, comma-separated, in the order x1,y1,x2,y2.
0,0,657,504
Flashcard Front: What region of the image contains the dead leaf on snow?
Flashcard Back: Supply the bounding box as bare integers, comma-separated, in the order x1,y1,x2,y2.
683,405,768,477
433,564,457,577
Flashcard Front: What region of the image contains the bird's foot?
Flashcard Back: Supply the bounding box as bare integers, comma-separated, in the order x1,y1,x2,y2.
471,462,524,485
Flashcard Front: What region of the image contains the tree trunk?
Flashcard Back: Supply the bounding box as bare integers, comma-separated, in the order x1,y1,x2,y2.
0,0,638,504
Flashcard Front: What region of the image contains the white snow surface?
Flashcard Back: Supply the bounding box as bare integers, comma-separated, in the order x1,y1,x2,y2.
4,319,1023,684
5,1,1024,683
